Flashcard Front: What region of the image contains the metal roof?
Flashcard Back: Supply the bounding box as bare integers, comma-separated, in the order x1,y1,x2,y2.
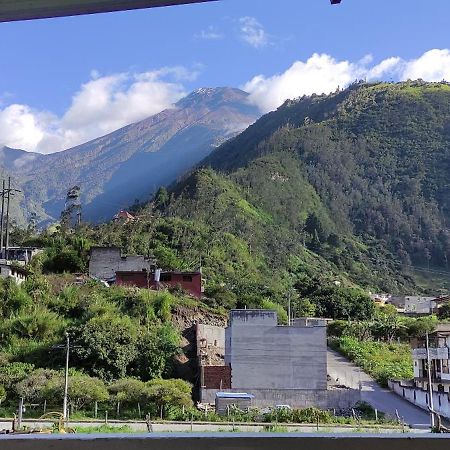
215,392,255,399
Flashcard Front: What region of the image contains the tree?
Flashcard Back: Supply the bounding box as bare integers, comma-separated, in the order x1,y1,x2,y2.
0,362,35,392
71,315,139,380
108,378,146,406
310,286,375,320
45,374,109,410
0,385,6,405
144,379,192,413
15,368,59,403
134,324,181,381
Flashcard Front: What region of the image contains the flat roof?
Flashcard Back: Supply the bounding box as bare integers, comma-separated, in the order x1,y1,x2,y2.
0,0,217,22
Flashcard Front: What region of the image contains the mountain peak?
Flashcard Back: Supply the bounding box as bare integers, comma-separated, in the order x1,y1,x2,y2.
176,87,250,109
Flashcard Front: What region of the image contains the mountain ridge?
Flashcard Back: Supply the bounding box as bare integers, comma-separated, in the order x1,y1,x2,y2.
0,87,260,224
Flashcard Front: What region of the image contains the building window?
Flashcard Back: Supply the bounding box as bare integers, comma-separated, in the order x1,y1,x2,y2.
160,273,172,282
443,359,449,374
183,275,193,282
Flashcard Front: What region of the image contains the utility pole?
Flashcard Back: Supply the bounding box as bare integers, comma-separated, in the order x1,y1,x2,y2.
63,331,70,423
0,179,5,258
426,331,435,429
1,177,21,258
288,290,291,326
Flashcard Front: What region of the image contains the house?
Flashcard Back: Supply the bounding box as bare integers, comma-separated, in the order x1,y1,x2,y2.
0,262,27,284
389,324,450,419
88,247,155,282
388,295,438,315
199,310,360,410
115,270,202,298
0,246,42,265
411,324,450,393
113,210,136,223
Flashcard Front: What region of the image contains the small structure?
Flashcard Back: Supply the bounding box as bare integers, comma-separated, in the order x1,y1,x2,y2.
88,247,155,282
0,247,41,265
113,210,136,223
115,270,202,299
215,392,254,415
0,262,27,284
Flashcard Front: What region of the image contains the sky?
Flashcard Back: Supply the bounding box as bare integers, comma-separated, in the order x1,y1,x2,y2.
1,0,450,153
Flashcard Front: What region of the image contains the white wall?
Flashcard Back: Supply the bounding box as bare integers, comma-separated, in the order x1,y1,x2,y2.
389,380,450,419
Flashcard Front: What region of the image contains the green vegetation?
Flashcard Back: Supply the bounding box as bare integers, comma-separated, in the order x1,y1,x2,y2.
4,80,450,419
330,336,413,387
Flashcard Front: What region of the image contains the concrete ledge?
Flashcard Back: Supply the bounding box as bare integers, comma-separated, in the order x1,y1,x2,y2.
1,433,450,450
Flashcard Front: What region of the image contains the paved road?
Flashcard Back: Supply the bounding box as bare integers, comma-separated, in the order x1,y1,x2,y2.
327,349,431,429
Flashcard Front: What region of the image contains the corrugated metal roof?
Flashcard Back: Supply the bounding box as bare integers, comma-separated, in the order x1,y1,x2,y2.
215,392,254,399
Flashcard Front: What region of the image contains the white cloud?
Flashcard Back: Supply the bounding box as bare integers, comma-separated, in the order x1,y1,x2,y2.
0,66,197,153
195,26,224,40
239,17,268,49
402,49,450,81
243,49,450,113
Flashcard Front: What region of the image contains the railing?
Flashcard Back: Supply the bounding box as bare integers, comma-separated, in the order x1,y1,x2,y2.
413,348,449,360
2,434,450,450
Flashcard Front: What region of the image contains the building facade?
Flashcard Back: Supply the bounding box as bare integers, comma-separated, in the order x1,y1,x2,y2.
198,310,353,409
411,324,450,393
0,262,27,284
88,247,155,282
115,270,202,298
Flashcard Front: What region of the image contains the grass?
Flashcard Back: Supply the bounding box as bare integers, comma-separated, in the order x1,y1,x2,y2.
330,336,413,386
74,425,136,434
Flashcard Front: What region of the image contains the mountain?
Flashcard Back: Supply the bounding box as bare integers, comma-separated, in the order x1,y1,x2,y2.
1,87,260,224
155,80,450,294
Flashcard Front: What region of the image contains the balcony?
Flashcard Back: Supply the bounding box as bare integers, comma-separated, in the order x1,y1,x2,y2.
413,347,449,360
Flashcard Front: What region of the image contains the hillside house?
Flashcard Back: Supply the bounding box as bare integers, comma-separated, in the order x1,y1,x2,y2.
0,246,42,265
0,262,27,284
113,210,136,223
115,270,202,298
88,247,155,282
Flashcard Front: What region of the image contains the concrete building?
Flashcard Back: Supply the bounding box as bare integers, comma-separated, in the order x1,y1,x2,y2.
225,310,327,394
388,295,438,315
0,247,42,265
411,324,450,393
199,310,359,409
0,262,27,284
88,247,155,282
389,324,450,419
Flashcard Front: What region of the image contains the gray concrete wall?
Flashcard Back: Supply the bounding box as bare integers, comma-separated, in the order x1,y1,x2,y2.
1,434,450,450
89,248,153,280
201,388,360,409
225,310,327,393
389,380,450,419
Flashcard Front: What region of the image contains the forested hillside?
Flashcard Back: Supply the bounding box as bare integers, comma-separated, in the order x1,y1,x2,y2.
192,81,450,287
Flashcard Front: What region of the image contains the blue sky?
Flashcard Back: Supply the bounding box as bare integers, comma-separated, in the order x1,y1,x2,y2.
1,0,450,153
